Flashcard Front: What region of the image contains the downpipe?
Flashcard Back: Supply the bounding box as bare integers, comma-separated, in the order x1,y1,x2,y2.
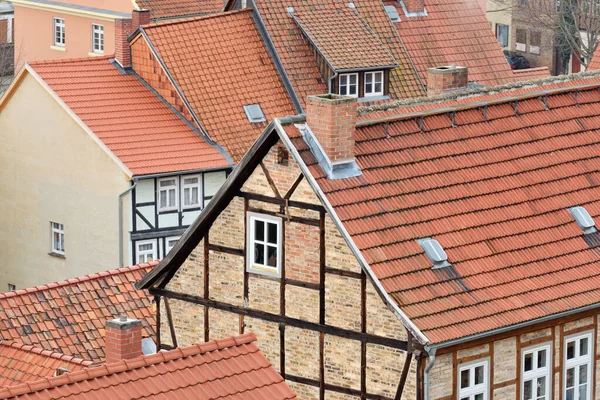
118,181,137,267
423,346,437,400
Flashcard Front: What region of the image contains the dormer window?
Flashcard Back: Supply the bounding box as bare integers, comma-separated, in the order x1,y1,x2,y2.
364,71,384,96
339,73,358,97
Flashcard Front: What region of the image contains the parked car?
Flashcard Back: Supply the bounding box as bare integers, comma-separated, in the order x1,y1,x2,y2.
504,50,531,70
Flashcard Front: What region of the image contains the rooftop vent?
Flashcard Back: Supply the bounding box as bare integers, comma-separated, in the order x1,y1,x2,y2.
569,206,597,234
243,104,266,123
384,5,401,22
418,238,451,269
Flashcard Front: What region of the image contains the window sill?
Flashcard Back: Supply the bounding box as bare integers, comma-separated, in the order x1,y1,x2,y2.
48,252,65,259
88,51,104,57
50,45,66,52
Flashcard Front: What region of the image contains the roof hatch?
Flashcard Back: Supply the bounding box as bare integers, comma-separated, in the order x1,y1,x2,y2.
568,206,597,234
384,5,401,22
243,104,266,123
418,238,451,269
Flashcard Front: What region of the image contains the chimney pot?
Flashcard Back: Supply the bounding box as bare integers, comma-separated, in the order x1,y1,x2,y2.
427,65,468,97
105,314,142,364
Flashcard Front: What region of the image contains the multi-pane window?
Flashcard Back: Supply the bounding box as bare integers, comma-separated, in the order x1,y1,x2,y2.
92,24,104,54
165,236,180,255
458,360,488,400
364,71,384,97
339,73,358,97
53,18,65,47
496,24,509,47
181,175,201,209
136,240,156,264
522,343,551,400
51,222,64,254
158,177,178,211
564,332,593,400
530,31,541,55
247,213,282,277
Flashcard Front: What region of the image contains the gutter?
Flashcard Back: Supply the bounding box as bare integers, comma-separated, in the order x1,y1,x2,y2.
119,181,137,267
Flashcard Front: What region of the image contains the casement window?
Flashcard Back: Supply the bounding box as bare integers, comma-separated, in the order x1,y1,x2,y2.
7,284,15,292
158,177,178,211
246,212,282,277
92,24,104,54
181,175,202,209
564,331,593,400
516,29,527,52
530,31,541,55
53,18,65,47
496,24,509,47
136,240,156,264
364,71,384,97
339,73,358,97
165,236,180,255
458,359,489,400
522,343,551,400
51,222,64,255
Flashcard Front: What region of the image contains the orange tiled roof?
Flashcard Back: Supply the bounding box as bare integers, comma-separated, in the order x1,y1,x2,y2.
0,341,91,387
252,0,425,103
512,66,551,81
137,0,224,19
291,6,397,71
141,10,296,162
287,76,600,344
0,263,157,361
385,0,517,87
29,57,230,176
0,333,297,400
588,46,600,70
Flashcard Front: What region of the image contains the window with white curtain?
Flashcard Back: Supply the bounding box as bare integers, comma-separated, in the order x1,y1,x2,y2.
158,177,178,211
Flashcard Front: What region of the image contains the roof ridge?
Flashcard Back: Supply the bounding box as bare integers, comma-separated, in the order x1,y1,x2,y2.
0,333,258,398
142,8,251,30
0,341,94,366
0,261,159,299
28,55,114,67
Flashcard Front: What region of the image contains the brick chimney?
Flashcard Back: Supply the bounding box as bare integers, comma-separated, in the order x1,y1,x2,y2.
403,0,425,13
105,315,142,364
115,9,150,68
427,65,468,97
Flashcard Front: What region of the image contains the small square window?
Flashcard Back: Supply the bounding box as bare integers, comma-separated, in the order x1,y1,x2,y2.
136,240,156,264
165,236,180,255
246,212,282,277
51,222,64,254
7,284,15,292
364,71,384,97
243,104,266,123
339,73,358,97
277,146,289,165
53,17,65,47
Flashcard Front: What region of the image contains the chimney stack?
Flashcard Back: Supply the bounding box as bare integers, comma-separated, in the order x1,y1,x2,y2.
105,314,142,364
427,65,468,97
403,0,425,14
115,9,150,68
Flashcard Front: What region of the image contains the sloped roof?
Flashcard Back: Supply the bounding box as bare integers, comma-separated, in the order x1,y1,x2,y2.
0,333,297,399
0,263,156,361
588,45,600,70
140,9,296,162
512,66,551,81
291,6,397,71
28,57,230,176
0,342,91,387
136,0,224,19
385,0,518,86
285,76,600,344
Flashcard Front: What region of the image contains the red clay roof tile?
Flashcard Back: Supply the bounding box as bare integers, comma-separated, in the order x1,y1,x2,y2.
0,333,296,400
137,0,225,18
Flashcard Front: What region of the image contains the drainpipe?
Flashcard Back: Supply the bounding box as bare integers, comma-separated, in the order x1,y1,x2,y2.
328,71,339,94
423,346,437,400
118,181,137,267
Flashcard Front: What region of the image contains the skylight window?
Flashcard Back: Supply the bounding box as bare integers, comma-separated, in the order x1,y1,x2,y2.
384,5,401,22
243,104,266,123
568,206,597,234
418,238,451,269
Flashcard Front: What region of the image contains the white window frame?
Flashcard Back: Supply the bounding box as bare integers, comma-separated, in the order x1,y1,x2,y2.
246,212,282,277
158,177,178,212
521,342,552,400
92,23,104,54
457,358,489,400
563,331,593,400
165,236,180,255
51,222,64,255
136,240,157,264
364,71,384,97
339,73,358,98
53,17,65,47
181,174,202,210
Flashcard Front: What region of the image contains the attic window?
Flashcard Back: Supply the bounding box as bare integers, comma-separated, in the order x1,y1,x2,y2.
243,104,266,123
418,238,451,269
568,206,597,234
384,5,401,22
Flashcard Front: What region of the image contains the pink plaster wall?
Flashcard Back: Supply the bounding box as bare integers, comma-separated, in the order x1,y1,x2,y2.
14,5,116,70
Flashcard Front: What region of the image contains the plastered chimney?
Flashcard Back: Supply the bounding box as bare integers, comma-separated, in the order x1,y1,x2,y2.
115,9,150,68
105,314,142,364
427,65,468,97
